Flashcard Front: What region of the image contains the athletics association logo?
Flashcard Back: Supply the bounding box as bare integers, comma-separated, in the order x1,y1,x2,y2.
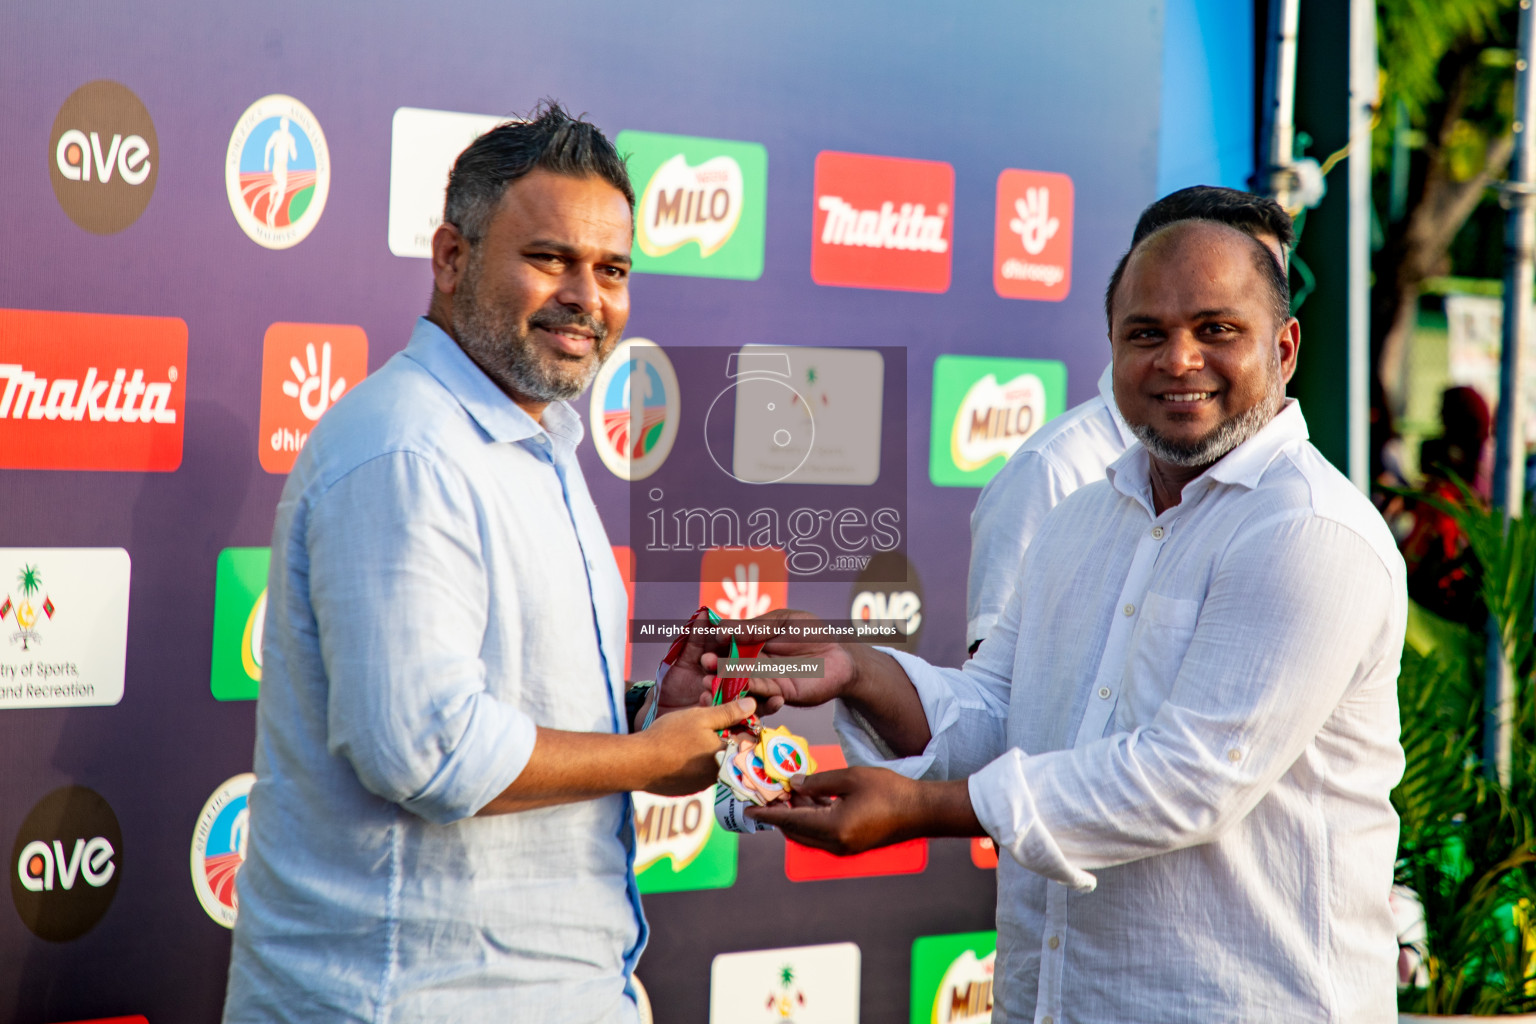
994,169,1074,301
589,338,680,481
49,80,158,234
258,322,367,473
11,785,122,941
811,151,954,293
190,773,254,928
225,94,330,249
0,307,187,472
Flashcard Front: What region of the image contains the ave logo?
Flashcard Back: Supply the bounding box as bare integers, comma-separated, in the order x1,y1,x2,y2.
994,169,1074,301
49,80,158,234
11,786,122,941
812,151,954,293
617,130,767,280
259,323,367,474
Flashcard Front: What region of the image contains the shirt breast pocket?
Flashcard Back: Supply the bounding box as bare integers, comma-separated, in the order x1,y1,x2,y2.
1115,592,1201,731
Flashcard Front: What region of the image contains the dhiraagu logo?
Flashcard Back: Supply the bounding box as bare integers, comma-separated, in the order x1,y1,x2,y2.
633,788,737,893
617,130,766,280
210,547,270,701
929,355,1066,487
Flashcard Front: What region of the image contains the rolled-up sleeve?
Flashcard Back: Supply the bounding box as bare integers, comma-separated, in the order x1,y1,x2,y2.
835,583,1022,780
969,514,1400,890
307,451,537,824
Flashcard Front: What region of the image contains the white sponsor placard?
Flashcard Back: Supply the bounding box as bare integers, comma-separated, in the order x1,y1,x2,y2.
731,346,884,485
388,106,509,258
710,941,860,1023
0,548,130,708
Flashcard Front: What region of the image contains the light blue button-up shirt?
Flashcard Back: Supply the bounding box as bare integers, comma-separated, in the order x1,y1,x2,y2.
225,318,645,1024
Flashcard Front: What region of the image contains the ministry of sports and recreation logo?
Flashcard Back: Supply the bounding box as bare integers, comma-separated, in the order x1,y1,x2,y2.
190,773,254,928
616,130,767,280
709,942,861,1023
226,94,330,249
388,106,507,258
928,354,1067,488
0,548,130,710
258,322,368,473
210,547,270,701
811,151,954,293
590,338,680,481
48,80,158,234
994,168,1074,301
10,785,122,942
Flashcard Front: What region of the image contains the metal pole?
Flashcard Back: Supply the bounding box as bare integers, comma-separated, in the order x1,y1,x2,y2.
1259,0,1301,207
1347,0,1376,493
1485,0,1535,787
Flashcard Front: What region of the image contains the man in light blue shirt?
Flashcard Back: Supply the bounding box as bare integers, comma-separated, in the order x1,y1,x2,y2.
224,103,751,1024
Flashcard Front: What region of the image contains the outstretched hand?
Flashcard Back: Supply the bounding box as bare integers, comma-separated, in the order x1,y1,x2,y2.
697,609,862,714
638,697,757,796
744,767,982,855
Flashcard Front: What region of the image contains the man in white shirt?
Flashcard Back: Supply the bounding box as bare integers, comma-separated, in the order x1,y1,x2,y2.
741,219,1406,1023
967,186,1295,654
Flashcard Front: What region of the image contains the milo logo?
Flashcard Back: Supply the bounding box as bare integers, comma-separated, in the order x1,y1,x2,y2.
616,130,766,280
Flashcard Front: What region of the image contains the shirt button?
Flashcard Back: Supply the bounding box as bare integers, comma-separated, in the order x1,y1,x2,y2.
1044,1017,1055,1024
1228,748,1242,762
1047,935,1060,950
1123,603,1135,616
1098,687,1112,699
1151,526,1164,539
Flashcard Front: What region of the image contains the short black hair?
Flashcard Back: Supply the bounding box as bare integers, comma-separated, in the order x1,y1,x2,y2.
443,100,633,242
1104,220,1292,334
1131,185,1294,251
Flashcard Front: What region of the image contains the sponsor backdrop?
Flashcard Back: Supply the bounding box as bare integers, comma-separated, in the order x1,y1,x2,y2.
0,1,1250,1020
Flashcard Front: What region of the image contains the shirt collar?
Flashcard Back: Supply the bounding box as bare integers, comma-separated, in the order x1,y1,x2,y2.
401,317,586,452
1106,398,1309,508
1096,362,1139,449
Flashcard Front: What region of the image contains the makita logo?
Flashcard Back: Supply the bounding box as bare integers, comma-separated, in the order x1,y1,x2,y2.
0,364,178,423
0,308,188,471
811,151,954,293
817,197,948,253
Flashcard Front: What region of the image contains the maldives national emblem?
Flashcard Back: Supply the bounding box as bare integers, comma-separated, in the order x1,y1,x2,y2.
2,563,55,651
590,338,680,481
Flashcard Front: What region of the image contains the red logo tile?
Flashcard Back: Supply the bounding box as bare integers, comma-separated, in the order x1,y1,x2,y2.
811,151,953,293
783,745,929,881
993,169,1073,301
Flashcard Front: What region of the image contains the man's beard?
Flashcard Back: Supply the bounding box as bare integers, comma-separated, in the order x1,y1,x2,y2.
451,256,615,403
1129,357,1284,469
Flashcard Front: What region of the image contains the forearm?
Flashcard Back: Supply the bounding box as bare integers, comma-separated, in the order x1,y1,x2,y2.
476,727,650,815
910,778,985,839
841,645,933,758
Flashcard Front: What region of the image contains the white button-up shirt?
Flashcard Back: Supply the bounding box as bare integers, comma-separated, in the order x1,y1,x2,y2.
839,401,1406,1023
967,365,1135,646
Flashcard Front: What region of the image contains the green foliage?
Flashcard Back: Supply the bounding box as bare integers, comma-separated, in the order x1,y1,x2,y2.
1394,493,1536,1014
1374,0,1516,187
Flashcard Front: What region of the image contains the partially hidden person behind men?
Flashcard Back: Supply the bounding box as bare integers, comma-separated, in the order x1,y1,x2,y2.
966,185,1294,656
734,218,1407,1023
223,103,754,1024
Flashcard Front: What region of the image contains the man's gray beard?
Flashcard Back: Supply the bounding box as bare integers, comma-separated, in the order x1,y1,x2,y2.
451,258,612,403
1130,389,1283,468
